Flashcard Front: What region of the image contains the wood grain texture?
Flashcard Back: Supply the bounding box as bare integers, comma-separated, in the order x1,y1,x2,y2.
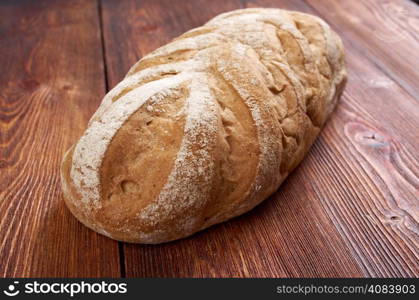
304,0,419,99
1,0,418,278
0,0,120,277
243,0,419,277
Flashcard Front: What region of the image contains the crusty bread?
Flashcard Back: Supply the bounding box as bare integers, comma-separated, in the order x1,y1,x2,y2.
61,8,346,243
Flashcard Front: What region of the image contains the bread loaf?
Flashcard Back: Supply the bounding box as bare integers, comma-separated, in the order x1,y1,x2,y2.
61,8,346,243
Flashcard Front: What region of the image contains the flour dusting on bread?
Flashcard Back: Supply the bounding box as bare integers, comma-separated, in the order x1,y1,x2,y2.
62,8,346,243
70,74,191,208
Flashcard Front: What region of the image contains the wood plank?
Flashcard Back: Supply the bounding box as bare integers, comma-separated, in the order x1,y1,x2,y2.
100,0,374,277
0,0,121,277
241,0,419,276
303,0,419,99
100,0,243,87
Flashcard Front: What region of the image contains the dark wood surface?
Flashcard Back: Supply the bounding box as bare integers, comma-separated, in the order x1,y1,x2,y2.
0,0,418,278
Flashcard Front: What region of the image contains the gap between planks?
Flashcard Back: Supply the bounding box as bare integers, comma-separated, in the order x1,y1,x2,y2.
97,0,127,278
301,0,418,101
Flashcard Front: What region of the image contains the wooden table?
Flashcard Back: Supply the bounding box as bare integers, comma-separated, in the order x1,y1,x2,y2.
0,0,418,278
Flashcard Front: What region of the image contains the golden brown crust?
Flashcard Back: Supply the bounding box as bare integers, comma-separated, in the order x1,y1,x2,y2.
61,8,346,243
